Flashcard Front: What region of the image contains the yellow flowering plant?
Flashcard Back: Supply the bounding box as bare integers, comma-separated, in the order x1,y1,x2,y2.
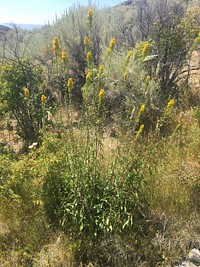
53,36,60,55
23,87,29,97
67,78,74,94
61,50,68,66
110,38,116,50
41,94,47,107
84,36,90,47
164,99,175,115
0,59,50,143
86,71,92,83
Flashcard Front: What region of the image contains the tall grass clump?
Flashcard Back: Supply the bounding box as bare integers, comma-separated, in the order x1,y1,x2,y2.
40,128,148,262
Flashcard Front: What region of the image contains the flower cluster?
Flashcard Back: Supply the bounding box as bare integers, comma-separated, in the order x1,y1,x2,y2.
126,50,132,62
86,51,93,62
84,36,90,47
135,124,144,140
164,99,175,115
87,8,93,25
53,36,60,54
67,78,74,94
110,38,116,50
140,104,145,113
142,42,149,58
124,71,128,81
99,64,104,75
88,8,93,18
98,89,105,104
41,94,47,107
145,75,151,85
106,47,111,57
86,71,92,82
23,87,29,97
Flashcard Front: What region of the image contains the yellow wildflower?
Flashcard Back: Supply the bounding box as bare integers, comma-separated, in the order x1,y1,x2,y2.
53,36,60,52
135,124,144,140
98,89,105,103
127,50,132,60
142,42,149,58
164,99,175,115
146,75,151,85
61,50,68,65
23,87,29,97
110,38,116,49
61,50,67,60
145,75,151,85
67,78,74,94
140,104,145,113
106,47,111,57
99,64,104,75
61,132,65,140
87,9,93,25
86,51,93,62
84,36,90,46
86,71,92,82
41,94,47,107
136,104,145,123
167,99,175,109
88,9,93,18
124,71,127,80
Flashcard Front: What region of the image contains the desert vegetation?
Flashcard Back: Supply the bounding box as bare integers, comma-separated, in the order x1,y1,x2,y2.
0,0,199,266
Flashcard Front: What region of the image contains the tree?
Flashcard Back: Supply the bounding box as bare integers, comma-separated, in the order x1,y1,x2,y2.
135,0,200,98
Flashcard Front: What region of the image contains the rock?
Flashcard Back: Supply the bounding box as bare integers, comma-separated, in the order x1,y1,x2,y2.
189,249,200,265
179,261,197,267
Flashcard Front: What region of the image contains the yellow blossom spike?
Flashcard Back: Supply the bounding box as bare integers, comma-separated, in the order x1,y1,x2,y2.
98,89,105,103
86,51,93,62
127,50,132,60
23,87,29,97
164,99,175,115
88,9,93,18
61,50,68,60
86,71,92,82
142,42,149,58
135,124,144,140
67,78,74,94
99,64,104,75
87,9,93,25
41,94,47,107
106,47,111,57
167,99,175,109
61,50,68,65
110,38,116,49
84,36,90,46
146,75,151,85
124,72,128,80
140,104,145,113
53,36,60,53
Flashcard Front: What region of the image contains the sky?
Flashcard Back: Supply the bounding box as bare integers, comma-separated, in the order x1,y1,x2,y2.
0,0,123,25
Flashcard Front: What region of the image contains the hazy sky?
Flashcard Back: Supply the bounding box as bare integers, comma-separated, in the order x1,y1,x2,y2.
0,0,123,24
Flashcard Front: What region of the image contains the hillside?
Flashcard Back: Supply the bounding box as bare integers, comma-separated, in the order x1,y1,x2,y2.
0,1,199,267
0,24,11,35
1,23,43,30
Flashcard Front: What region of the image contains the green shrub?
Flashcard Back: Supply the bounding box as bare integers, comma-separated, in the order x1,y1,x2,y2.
0,59,48,143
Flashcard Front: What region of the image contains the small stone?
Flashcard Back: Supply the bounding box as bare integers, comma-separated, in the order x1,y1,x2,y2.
189,249,200,264
180,261,197,267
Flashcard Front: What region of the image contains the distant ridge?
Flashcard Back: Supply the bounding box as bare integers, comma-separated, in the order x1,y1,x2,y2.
1,23,43,30
0,24,11,35
115,0,135,7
